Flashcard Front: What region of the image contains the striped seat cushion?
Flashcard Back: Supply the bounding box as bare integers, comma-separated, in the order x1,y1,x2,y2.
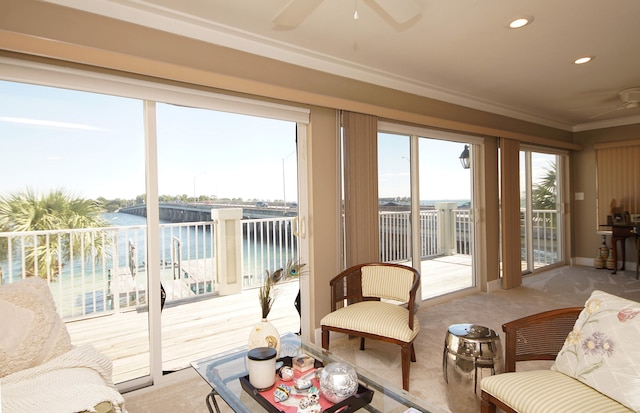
320,301,419,342
481,370,632,413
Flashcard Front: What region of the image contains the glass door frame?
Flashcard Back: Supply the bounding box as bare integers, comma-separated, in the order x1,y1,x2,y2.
519,145,567,274
378,121,483,299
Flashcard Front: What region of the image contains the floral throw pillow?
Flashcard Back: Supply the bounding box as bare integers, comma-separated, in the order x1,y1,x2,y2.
551,290,640,411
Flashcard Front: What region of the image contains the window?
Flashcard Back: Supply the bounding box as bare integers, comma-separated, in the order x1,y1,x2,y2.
0,57,310,389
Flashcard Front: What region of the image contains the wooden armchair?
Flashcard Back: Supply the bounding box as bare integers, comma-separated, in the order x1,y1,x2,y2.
320,263,420,391
480,307,582,413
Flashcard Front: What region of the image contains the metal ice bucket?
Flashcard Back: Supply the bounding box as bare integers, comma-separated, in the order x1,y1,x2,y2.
443,324,503,413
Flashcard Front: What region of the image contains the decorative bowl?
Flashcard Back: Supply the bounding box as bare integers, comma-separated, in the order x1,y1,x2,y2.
318,362,358,403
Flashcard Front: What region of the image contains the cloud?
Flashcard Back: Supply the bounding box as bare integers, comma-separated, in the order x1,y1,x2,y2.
0,116,104,131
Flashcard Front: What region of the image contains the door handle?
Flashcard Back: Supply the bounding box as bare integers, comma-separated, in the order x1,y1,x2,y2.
300,216,306,239
293,216,306,239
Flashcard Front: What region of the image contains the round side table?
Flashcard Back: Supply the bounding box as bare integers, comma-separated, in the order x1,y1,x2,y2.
443,324,503,413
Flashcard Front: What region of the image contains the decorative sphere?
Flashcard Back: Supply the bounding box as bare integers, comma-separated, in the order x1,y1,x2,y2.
318,362,358,403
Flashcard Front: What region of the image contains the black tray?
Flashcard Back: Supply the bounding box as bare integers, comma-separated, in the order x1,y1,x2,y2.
240,356,374,413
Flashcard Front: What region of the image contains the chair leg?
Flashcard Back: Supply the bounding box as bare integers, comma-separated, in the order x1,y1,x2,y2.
480,398,497,413
401,344,411,391
321,328,330,349
480,391,498,413
360,337,365,351
410,342,416,362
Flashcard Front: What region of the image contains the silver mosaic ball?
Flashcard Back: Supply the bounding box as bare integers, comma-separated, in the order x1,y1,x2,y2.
318,362,358,403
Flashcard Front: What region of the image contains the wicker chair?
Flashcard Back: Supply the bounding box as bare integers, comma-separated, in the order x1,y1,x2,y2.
320,263,420,391
479,307,582,413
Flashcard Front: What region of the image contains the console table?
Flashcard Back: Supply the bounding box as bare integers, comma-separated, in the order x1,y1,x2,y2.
601,224,640,277
191,333,446,413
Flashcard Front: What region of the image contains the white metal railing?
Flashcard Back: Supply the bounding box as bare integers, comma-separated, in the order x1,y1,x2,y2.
379,209,470,263
522,209,560,266
0,209,487,319
0,216,301,319
242,217,298,288
0,221,217,319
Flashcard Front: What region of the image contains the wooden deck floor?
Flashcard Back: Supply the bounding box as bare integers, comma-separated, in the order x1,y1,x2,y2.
65,255,472,384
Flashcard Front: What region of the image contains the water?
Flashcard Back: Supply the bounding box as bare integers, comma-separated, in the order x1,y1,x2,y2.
101,212,296,276
1,211,297,317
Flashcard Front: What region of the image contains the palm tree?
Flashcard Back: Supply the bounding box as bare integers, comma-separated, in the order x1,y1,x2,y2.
0,189,109,280
531,161,558,235
532,162,557,211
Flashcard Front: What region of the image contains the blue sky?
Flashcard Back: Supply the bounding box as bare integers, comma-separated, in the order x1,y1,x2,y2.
378,133,471,200
0,81,298,201
1,80,473,202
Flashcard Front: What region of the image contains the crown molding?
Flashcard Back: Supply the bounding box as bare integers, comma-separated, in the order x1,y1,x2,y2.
573,115,640,132
43,0,640,133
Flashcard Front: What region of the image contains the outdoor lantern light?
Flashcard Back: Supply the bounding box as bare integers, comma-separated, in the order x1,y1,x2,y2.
459,145,470,169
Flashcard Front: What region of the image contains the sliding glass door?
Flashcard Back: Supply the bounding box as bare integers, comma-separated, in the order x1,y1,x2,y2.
418,138,474,298
0,80,150,383
1,59,310,390
520,149,563,273
377,123,476,300
377,133,412,265
155,103,301,373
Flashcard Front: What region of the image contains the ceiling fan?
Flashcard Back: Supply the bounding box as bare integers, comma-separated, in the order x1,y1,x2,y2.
589,87,640,118
272,0,422,30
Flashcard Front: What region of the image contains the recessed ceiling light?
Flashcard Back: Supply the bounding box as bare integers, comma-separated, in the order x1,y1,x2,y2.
509,17,533,29
574,56,594,65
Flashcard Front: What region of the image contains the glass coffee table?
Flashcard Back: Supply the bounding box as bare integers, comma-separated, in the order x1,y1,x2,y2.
191,333,446,413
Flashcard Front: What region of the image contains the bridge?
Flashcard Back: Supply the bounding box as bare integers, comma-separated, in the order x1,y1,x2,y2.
119,203,298,223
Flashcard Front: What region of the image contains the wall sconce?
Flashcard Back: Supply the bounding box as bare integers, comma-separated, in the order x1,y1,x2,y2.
459,145,470,169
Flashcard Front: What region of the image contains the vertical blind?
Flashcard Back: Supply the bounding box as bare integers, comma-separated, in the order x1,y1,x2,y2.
595,140,640,226
500,138,522,289
342,111,380,267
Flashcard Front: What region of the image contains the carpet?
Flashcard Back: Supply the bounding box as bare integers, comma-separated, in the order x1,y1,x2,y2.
123,265,640,412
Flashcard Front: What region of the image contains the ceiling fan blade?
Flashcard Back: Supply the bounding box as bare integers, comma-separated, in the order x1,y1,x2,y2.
368,0,422,24
589,103,626,119
272,0,323,29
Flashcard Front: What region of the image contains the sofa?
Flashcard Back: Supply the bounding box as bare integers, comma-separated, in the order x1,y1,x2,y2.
481,290,640,413
0,277,126,413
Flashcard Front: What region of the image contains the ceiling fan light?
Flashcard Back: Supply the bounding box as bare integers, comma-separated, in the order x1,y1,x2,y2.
509,17,531,29
574,56,594,65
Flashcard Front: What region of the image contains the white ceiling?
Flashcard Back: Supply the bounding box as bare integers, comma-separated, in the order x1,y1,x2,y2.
46,0,640,132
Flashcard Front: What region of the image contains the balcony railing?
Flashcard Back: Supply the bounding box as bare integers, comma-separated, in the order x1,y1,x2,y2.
0,216,299,319
1,207,558,320
522,209,561,266
379,209,471,262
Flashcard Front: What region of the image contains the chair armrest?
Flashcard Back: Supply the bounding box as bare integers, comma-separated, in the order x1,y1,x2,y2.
503,307,582,372
329,264,366,311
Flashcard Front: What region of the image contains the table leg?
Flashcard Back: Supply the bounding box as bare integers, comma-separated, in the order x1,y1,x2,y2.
611,237,624,274
206,390,222,413
620,238,626,271
636,237,640,280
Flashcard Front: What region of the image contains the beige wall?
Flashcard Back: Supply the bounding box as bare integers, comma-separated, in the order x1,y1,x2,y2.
4,0,627,330
572,124,640,262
